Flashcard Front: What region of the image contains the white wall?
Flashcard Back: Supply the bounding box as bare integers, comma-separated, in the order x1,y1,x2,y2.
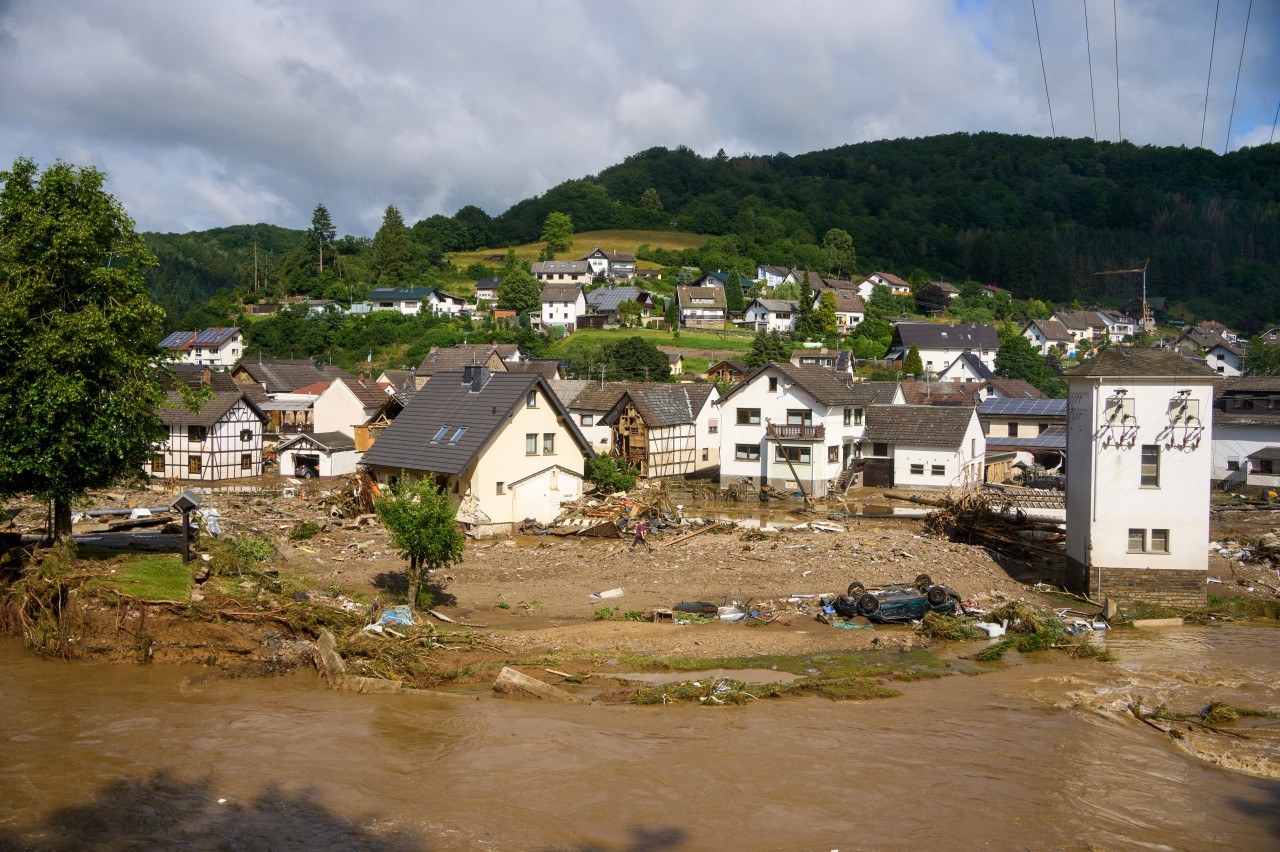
314,381,373,435
541,293,586,329
887,415,985,488
280,444,357,478
1066,377,1213,572
1211,422,1280,482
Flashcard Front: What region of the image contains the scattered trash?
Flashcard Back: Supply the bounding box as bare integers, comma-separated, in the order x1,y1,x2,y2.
380,606,415,627
974,621,1007,638
593,588,624,599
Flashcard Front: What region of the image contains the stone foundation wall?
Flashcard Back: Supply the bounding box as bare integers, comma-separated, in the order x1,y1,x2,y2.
1066,556,1205,609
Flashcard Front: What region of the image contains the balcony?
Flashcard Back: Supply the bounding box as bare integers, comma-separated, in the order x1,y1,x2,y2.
766,423,824,441
277,423,314,435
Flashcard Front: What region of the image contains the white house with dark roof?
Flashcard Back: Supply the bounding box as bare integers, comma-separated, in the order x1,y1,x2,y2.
580,248,637,280
585,284,654,324
276,431,358,478
860,405,985,489
474,278,501,305
1064,348,1215,609
361,367,594,537
742,298,799,333
716,363,902,496
1023,318,1076,356
531,260,593,287
599,384,720,477
368,287,436,315
756,265,795,290
150,366,268,481
539,283,587,333
810,284,866,332
1210,376,1280,486
159,327,243,368
676,283,727,329
857,272,912,299
935,352,997,383
887,322,1000,377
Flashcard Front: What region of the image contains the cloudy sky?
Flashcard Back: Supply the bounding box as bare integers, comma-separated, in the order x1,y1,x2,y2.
1,0,1276,236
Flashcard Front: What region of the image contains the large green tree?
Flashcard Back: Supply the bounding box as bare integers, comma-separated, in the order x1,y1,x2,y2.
995,329,1066,397
822,228,855,277
371,204,409,285
308,203,336,274
609,336,670,381
540,211,574,253
1243,338,1280,376
497,267,542,315
745,330,792,369
373,476,464,609
903,344,924,376
0,158,174,538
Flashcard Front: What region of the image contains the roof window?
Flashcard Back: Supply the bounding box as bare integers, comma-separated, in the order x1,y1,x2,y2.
449,427,467,444
432,425,450,442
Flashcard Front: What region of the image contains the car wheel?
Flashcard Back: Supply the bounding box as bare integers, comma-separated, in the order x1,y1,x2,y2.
857,594,880,616
926,585,948,606
834,595,859,618
914,573,933,591
847,581,866,597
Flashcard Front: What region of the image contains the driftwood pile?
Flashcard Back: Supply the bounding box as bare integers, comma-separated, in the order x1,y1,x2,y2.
917,490,1066,564
542,482,678,538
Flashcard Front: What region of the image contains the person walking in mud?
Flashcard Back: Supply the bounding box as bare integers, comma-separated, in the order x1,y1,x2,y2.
630,517,651,553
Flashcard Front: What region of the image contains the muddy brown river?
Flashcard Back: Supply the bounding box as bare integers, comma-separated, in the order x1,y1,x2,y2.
2,626,1279,850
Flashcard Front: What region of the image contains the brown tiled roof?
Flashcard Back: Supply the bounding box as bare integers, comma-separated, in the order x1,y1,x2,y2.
336,376,393,408
862,404,976,446
540,283,585,302
1027,318,1073,341
982,379,1045,399
719,363,896,408
416,347,508,375
900,382,979,406
506,360,560,381
1066,348,1217,378
602,384,714,429
676,285,726,310
233,359,354,394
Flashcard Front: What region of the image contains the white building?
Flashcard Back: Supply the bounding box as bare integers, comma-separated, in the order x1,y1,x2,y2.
539,283,587,333
1064,349,1215,608
857,272,912,299
368,287,435,315
151,366,267,481
276,431,358,478
159,327,244,368
1022,318,1075,356
742,298,798,333
716,363,901,497
531,260,593,287
888,322,1000,377
1210,377,1280,486
860,405,985,489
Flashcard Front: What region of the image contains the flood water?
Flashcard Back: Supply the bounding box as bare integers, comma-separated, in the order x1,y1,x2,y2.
2,626,1279,850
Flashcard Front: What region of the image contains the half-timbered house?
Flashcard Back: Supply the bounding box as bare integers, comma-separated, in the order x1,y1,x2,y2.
151,366,268,482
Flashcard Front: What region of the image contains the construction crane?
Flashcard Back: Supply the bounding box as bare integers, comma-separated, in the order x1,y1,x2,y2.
1092,259,1153,333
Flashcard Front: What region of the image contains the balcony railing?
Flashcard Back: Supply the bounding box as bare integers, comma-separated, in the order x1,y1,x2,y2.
766,423,824,441
277,423,314,434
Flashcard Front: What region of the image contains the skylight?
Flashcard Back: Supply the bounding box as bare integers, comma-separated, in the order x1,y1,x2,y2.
449,427,467,444
432,425,450,442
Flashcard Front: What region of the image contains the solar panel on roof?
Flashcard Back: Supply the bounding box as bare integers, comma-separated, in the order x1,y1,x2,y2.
159,331,196,349
978,397,1067,417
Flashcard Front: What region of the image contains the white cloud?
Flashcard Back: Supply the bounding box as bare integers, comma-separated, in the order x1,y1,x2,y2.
0,0,1275,234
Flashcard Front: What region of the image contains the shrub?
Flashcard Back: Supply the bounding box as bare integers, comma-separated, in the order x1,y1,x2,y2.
586,455,638,493
289,520,320,541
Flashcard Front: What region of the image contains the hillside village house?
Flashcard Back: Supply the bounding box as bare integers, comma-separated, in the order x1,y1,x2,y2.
935,352,997,383
978,396,1067,471
887,322,1000,377
756,265,795,290
1210,376,1280,487
367,287,468,316
811,284,866,332
857,272,912,299
585,284,655,325
600,384,720,477
361,368,593,537
1064,349,1215,609
717,363,901,497
474,278,500,304
151,366,268,482
414,346,506,390
539,283,587,333
159,327,243,368
230,359,353,436
580,248,636,279
313,375,403,451
1176,323,1243,376
742,298,799,333
676,283,727,329
860,405,985,489
1054,310,1110,344
1022,318,1076,356
547,380,619,453
531,260,593,288
706,360,748,384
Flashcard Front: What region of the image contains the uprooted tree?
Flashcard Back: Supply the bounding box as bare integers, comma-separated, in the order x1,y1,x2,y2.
373,475,465,608
0,157,176,540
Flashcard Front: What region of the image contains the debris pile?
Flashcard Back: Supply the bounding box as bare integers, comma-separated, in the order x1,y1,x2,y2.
921,490,1065,565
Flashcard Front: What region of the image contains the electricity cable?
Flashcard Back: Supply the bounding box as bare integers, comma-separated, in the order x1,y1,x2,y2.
1032,0,1056,137
1200,0,1220,149
1224,0,1253,154
1113,0,1121,141
1270,98,1279,144
1083,0,1098,142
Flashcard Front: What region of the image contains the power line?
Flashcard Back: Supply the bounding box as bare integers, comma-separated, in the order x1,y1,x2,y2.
1083,0,1098,142
1113,0,1122,141
1032,0,1056,137
1224,0,1253,155
1271,98,1279,144
1200,0,1220,149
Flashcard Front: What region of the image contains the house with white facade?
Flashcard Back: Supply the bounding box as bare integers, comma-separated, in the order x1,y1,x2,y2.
859,405,985,489
1023,318,1076,356
539,283,587,334
1064,348,1215,609
600,384,720,477
887,322,1000,377
1098,310,1137,343
1205,342,1243,377
676,284,727,329
151,366,268,482
415,346,507,390
742,298,799,333
756,265,795,290
361,368,594,537
159,328,244,368
856,272,912,299
811,285,866,333
276,431,358,478
531,260,593,288
935,352,997,383
1210,376,1280,487
368,287,436,315
717,363,901,497
474,278,501,305
427,289,471,317
1054,310,1109,344
579,248,637,280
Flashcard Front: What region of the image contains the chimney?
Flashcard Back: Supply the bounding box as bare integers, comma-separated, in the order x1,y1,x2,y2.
463,366,490,392
200,366,212,387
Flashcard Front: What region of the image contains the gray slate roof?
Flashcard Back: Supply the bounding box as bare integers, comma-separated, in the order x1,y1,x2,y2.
277,431,356,453
751,298,800,314
163,366,267,427
894,322,1000,350
531,260,590,276
234,359,354,394
719,363,897,408
360,372,591,476
1067,348,1218,379
601,384,715,429
947,352,997,380
1247,447,1280,461
863,404,976,446
540,283,584,302
416,347,508,375
548,379,592,408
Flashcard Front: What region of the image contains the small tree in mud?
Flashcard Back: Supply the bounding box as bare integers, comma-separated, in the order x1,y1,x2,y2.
373,476,464,609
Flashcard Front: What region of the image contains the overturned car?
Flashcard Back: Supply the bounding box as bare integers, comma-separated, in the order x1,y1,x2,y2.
832,574,963,624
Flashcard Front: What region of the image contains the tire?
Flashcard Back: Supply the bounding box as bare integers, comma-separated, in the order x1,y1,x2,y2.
926,586,948,606
847,581,866,597
834,595,859,618
857,593,880,616
914,573,933,590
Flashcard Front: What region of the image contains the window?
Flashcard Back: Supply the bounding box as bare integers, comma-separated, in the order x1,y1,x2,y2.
843,408,852,426
496,482,504,495
580,414,594,427
737,408,761,425
527,391,537,408
828,446,839,463
769,377,778,392
543,433,555,454
1140,444,1160,487
910,463,925,475
188,425,206,443
872,442,888,457
786,409,812,427
1150,529,1170,553
240,429,252,442
432,425,451,442
526,433,538,455
702,449,710,462
735,444,761,461
152,454,165,473
1128,528,1146,552
708,418,718,434
188,457,202,474
931,464,946,476
1227,459,1240,471
1263,459,1276,475
854,408,863,425
1008,422,1019,437
241,454,252,471
774,446,811,464
1038,423,1049,434
449,427,467,444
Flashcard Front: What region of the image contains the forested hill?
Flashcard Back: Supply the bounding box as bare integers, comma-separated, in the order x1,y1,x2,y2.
144,132,1280,329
